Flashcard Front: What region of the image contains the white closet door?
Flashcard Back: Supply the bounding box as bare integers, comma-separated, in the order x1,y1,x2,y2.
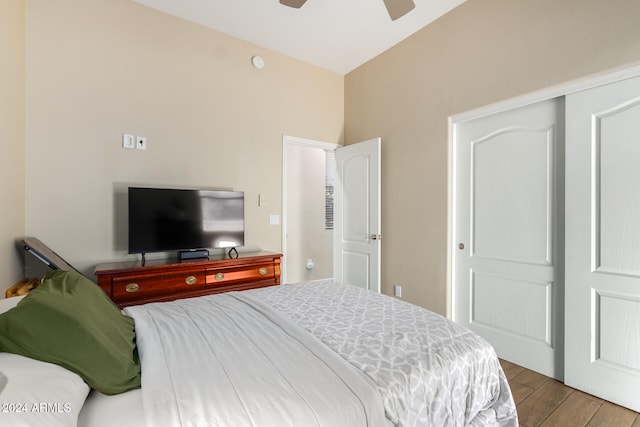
453,98,565,379
565,75,640,411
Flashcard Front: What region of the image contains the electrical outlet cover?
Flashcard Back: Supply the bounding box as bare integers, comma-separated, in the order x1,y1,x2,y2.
394,285,402,298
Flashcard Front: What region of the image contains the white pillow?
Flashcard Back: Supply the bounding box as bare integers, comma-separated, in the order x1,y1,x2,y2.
0,353,90,427
0,295,24,313
0,295,90,427
0,296,22,394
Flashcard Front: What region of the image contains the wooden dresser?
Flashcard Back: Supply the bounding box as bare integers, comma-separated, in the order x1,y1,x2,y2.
95,252,281,308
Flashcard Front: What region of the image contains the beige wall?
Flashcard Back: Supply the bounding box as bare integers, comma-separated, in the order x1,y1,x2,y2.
10,0,640,305
0,0,26,294
24,0,344,277
345,0,640,314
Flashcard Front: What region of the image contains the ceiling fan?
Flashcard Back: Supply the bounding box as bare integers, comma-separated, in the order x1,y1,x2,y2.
279,0,416,21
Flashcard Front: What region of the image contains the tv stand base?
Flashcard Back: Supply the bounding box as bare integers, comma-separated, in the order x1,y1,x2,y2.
179,249,209,260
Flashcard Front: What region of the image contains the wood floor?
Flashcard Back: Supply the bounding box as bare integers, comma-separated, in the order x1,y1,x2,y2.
499,359,640,427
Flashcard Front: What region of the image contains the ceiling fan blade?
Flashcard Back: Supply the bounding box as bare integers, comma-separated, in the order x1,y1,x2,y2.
383,0,415,20
279,0,307,8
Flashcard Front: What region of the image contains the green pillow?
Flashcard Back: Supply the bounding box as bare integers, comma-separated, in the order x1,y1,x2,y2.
0,270,141,395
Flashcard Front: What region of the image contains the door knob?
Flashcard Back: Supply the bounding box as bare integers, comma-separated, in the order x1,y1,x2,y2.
370,234,382,240
458,243,465,250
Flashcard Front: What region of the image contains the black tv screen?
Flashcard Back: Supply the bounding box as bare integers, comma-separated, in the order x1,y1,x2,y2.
128,187,245,254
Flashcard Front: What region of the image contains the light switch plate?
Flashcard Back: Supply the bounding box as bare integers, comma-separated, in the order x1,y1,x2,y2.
123,134,135,149
269,214,280,225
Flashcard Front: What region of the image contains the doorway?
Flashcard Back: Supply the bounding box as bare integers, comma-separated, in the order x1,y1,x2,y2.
282,135,339,284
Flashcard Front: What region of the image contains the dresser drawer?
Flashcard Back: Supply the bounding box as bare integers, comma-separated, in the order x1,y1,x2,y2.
206,263,275,288
112,271,206,302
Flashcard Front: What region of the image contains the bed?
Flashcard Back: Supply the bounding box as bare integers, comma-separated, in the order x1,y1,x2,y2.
0,270,518,427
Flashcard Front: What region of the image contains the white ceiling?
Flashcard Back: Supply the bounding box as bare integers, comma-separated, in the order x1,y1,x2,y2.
133,0,466,75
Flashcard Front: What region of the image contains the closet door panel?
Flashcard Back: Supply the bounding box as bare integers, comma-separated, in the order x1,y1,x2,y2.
473,128,552,265
453,98,564,379
565,74,640,412
597,101,640,275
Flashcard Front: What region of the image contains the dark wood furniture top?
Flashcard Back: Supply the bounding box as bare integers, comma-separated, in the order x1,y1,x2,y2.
95,251,282,308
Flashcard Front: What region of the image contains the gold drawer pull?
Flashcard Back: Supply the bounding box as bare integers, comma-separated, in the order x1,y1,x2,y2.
185,275,197,285
215,272,225,281
125,283,139,293
258,267,268,276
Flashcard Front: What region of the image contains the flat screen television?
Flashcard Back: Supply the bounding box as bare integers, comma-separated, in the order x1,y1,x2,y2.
128,187,245,256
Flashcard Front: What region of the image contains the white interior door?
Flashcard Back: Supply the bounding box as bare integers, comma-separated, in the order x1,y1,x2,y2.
334,138,381,292
565,75,640,411
453,99,565,379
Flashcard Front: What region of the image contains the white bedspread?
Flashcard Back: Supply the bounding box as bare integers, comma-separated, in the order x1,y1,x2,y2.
124,291,388,427
243,280,518,427
125,280,518,427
